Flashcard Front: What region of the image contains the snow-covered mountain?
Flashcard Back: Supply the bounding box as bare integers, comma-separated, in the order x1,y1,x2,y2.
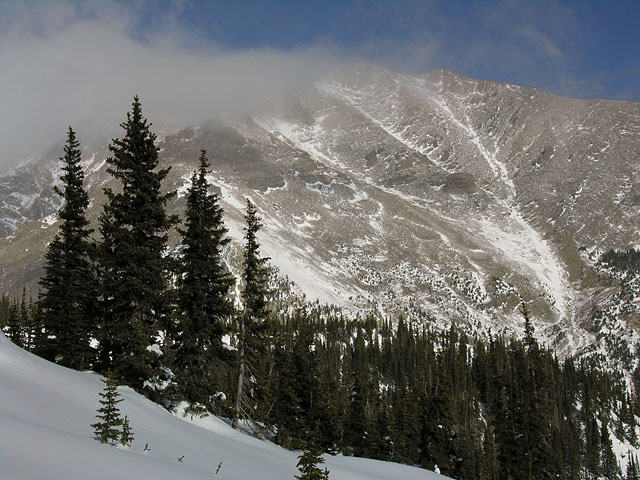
0,331,446,479
1,64,640,370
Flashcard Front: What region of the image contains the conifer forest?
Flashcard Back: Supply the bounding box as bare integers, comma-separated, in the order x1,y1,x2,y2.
3,97,640,480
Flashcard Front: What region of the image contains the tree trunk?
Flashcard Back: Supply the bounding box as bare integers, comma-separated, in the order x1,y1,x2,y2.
232,317,245,429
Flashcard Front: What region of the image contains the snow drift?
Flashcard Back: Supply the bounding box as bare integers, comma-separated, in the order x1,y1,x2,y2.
0,332,445,479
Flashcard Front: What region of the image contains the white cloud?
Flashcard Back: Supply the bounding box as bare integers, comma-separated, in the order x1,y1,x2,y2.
0,2,342,171
0,0,626,171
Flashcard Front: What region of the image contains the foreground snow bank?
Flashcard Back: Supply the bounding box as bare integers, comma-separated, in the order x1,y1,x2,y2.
0,333,445,480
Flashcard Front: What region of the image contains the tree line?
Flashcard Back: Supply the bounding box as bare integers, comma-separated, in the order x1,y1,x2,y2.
2,96,640,479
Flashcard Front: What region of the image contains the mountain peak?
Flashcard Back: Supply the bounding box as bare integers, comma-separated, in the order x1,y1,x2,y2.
2,65,640,371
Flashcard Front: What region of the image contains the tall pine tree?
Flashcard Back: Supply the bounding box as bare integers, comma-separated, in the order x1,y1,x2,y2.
232,199,271,429
601,421,619,479
173,150,235,415
97,96,176,391
39,126,96,369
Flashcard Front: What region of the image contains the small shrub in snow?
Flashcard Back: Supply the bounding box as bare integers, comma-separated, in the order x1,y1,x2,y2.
295,445,329,480
120,415,134,446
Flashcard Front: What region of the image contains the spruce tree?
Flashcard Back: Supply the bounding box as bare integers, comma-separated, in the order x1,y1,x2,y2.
627,454,639,480
521,301,536,351
173,150,234,414
5,299,23,347
240,199,270,326
39,126,96,369
601,421,619,479
22,292,41,351
232,199,271,429
120,414,134,446
295,444,330,480
420,353,455,475
91,370,124,445
585,415,601,475
97,96,176,391
481,424,499,480
18,288,30,347
0,294,9,331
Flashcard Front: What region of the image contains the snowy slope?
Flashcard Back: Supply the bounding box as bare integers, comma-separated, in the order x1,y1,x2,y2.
0,333,446,480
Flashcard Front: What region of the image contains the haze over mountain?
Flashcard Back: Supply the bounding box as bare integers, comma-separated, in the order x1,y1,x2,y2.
2,64,639,374
2,1,638,174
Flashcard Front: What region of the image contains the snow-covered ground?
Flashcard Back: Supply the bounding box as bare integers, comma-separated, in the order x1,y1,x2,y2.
0,333,446,480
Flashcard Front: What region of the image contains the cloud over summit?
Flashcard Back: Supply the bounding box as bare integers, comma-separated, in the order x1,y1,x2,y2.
0,2,342,171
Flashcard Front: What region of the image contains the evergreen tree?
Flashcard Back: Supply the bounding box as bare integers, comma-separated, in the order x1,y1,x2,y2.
627,454,639,480
0,294,9,332
295,444,330,480
420,353,455,475
345,328,370,456
521,316,555,480
18,288,30,347
21,292,40,351
240,199,270,322
173,150,234,415
97,96,176,391
601,421,619,479
521,302,535,350
622,393,639,446
39,126,96,369
271,331,303,447
5,299,23,347
585,415,601,476
91,370,124,445
232,199,271,429
481,423,499,480
120,414,134,446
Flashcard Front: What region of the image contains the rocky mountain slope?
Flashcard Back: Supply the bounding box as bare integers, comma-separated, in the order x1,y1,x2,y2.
2,64,639,370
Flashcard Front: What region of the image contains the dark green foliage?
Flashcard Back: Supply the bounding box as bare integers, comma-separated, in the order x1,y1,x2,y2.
245,302,635,480
39,126,96,369
295,444,330,480
627,454,639,480
241,199,270,320
5,296,24,347
601,421,619,478
91,370,124,445
585,415,601,475
420,353,455,475
1,292,42,351
480,424,499,480
97,96,176,391
233,199,272,429
521,302,534,349
120,415,134,446
172,150,234,414
0,294,9,332
3,266,636,480
600,248,640,273
22,292,41,352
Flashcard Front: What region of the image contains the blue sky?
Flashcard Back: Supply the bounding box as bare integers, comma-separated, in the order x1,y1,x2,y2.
0,0,638,168
126,0,640,101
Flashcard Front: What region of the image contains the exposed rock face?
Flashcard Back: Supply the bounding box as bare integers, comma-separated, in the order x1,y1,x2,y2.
2,64,640,371
443,173,476,193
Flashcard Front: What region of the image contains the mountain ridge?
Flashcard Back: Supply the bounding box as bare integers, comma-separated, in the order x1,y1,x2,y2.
2,64,639,369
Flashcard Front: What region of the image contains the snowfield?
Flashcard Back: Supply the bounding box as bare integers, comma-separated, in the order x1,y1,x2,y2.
0,333,447,480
